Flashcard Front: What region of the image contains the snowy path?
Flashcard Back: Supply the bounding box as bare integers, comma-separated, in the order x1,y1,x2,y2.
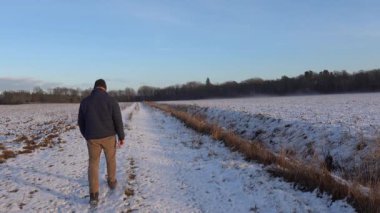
0,103,355,212
124,104,354,212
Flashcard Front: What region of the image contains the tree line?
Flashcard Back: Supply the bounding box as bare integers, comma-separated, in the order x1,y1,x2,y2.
137,69,380,101
0,87,136,104
1,69,380,104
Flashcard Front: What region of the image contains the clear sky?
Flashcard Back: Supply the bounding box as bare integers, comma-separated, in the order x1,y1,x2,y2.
0,0,379,91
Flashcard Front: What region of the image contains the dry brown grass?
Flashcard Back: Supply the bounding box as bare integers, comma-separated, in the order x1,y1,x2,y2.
46,133,59,140
23,144,37,151
5,118,74,159
0,155,5,164
147,101,380,212
345,137,380,190
124,188,134,197
25,140,36,146
39,142,48,148
128,174,136,180
14,135,28,142
18,149,33,154
42,135,55,146
65,125,76,131
2,150,16,159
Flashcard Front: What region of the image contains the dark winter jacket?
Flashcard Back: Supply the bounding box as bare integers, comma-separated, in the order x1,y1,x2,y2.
78,88,125,141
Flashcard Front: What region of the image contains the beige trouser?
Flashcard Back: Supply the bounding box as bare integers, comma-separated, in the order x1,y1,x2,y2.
86,135,116,194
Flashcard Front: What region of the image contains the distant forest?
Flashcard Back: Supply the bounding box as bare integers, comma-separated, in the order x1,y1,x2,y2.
1,69,380,104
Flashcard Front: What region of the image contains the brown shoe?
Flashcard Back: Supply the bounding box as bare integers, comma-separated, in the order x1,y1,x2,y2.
89,192,99,205
107,179,117,190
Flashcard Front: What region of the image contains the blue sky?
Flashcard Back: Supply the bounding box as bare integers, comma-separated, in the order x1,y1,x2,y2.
0,0,379,91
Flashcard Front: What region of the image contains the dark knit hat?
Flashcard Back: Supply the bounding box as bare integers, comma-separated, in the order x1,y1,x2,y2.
94,79,107,90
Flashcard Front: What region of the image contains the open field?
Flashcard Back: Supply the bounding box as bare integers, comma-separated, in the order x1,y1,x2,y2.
0,103,131,163
0,102,355,212
163,93,380,184
0,104,78,163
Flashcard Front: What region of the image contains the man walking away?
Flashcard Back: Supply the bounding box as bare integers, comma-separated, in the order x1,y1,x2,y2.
78,79,125,205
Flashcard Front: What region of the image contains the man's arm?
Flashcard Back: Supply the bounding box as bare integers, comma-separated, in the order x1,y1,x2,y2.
112,100,125,142
78,104,86,138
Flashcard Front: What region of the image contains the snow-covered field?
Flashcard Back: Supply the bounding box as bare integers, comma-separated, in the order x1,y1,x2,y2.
163,93,380,179
0,103,355,212
0,103,131,161
0,104,79,158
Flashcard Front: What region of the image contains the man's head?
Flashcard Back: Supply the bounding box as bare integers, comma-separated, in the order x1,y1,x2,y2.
94,79,107,91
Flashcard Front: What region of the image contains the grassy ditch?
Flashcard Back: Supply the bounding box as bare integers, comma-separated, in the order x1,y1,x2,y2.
147,102,380,213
